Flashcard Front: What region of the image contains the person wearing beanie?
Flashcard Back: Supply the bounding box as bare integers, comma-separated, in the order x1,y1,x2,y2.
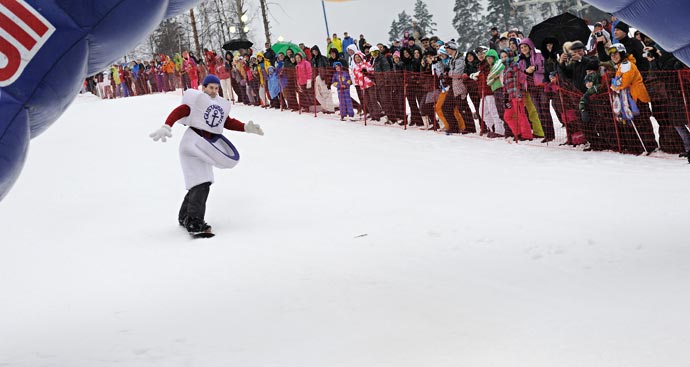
600,21,649,71
148,73,265,237
578,59,602,124
614,21,629,35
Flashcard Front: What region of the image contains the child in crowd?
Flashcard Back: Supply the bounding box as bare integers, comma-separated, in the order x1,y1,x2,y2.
331,62,355,121
579,60,601,122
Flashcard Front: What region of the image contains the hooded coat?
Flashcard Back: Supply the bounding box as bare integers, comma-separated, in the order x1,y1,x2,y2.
540,37,561,85
485,49,505,92
255,52,271,86
267,66,281,99
294,56,312,86
517,38,545,86
351,52,375,89
310,46,330,69
328,47,348,68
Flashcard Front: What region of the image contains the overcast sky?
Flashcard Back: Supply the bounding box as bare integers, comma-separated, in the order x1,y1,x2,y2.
245,0,463,49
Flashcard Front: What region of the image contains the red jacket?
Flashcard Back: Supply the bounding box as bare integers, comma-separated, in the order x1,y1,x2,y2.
215,62,230,79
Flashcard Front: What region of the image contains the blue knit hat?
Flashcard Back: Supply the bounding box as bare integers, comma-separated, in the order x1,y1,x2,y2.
202,74,221,86
333,61,342,68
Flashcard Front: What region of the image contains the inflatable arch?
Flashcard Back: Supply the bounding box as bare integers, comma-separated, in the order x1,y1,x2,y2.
0,0,199,201
584,0,690,66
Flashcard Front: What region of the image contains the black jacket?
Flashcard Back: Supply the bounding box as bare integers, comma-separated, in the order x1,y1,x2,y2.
310,46,330,69
559,55,596,93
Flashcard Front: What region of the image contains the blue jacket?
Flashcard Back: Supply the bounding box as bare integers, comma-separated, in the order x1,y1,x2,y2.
267,66,281,98
342,36,356,52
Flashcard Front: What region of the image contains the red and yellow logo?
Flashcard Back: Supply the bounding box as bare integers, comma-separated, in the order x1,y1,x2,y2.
0,0,56,87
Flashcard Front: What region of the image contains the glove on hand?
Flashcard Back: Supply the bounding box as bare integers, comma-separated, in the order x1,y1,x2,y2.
149,125,172,142
244,120,264,136
470,72,479,81
306,79,312,89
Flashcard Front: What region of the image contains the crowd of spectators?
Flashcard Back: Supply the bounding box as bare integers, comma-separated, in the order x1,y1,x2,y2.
83,15,690,158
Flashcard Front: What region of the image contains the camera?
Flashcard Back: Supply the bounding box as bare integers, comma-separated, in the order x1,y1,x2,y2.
595,31,603,37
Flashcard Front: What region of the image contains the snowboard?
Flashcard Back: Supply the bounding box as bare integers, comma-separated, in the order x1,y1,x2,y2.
190,230,215,239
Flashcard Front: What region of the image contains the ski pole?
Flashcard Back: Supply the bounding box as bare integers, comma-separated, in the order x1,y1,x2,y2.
629,119,648,154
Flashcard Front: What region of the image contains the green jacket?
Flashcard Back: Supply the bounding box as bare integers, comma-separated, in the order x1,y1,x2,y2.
485,49,504,92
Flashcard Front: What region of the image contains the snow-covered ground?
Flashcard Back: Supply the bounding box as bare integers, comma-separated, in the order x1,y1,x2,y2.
1,92,689,367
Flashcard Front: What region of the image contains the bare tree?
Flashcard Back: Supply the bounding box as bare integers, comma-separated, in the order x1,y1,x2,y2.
190,8,201,56
234,0,248,40
259,0,271,44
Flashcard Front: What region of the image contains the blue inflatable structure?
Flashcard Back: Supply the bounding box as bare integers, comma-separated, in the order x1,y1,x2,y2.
584,0,690,66
0,0,199,201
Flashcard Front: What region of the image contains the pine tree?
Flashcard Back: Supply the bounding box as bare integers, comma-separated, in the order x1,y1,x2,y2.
388,11,413,43
388,18,399,43
412,0,437,39
153,18,185,57
485,0,511,33
452,0,484,52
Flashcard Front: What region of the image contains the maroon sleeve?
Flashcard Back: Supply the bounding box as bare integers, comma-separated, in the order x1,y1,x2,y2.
224,116,246,132
165,105,191,127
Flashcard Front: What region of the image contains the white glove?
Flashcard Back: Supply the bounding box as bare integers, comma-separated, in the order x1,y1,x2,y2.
149,125,172,142
470,72,479,81
244,120,264,136
306,79,312,89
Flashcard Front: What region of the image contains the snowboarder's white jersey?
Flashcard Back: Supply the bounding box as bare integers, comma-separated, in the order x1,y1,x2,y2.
179,89,231,135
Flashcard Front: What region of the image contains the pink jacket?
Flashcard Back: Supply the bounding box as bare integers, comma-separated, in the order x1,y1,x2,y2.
352,52,374,89
295,59,312,85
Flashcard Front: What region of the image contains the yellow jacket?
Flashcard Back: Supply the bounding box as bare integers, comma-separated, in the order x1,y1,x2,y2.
332,37,342,53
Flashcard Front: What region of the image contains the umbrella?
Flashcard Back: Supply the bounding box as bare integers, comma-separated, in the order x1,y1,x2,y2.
223,39,253,51
271,41,302,56
528,13,591,52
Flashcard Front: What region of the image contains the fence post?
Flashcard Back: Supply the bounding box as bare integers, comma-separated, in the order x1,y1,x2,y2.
297,71,302,115
403,70,408,130
604,74,623,153
678,70,690,129
313,68,318,118
363,86,367,126
229,75,235,104
432,73,438,130
480,80,485,135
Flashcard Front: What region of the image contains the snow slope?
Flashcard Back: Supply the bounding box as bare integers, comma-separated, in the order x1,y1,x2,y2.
1,92,689,367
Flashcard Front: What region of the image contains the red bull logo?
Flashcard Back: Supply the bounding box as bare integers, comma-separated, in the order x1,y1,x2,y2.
0,0,55,87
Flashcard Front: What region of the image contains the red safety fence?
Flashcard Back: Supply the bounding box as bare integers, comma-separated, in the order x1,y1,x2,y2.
96,65,690,157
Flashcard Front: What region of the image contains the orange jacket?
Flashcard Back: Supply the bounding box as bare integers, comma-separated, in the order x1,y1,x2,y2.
612,55,650,103
162,59,175,74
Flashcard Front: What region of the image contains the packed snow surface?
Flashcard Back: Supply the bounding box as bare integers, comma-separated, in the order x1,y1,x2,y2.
1,92,689,367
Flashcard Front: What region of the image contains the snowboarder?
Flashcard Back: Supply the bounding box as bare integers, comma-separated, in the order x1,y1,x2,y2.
149,74,264,237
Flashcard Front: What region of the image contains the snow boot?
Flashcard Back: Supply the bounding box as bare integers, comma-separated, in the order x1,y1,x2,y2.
185,217,212,234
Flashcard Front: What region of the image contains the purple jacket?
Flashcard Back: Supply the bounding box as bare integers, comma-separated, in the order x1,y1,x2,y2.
517,38,546,86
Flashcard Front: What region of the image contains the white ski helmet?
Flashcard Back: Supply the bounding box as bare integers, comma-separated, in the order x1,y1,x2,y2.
608,43,627,57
